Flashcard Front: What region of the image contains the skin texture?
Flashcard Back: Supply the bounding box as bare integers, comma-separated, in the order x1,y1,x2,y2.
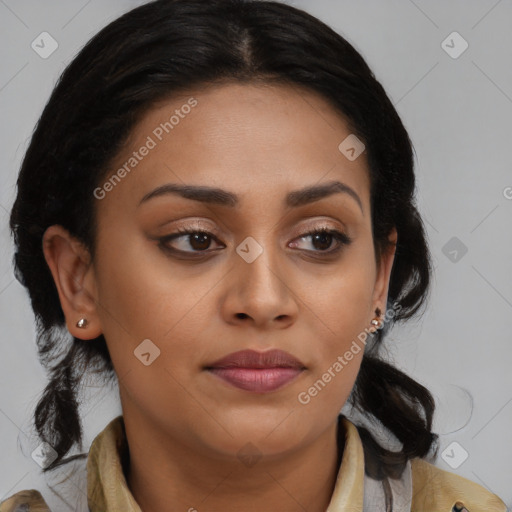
42,82,397,512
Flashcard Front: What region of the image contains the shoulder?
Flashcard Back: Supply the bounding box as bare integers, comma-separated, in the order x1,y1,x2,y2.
0,489,50,511
0,418,122,512
410,457,508,512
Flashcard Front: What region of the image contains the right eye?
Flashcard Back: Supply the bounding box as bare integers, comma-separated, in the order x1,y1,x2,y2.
158,228,225,255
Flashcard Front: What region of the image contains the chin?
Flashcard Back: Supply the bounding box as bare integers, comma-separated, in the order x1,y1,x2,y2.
196,410,311,459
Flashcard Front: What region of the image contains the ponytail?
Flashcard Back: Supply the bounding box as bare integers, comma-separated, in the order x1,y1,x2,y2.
33,328,113,472
350,356,438,481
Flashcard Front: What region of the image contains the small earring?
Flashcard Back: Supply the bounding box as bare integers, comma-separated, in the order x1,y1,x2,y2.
370,307,382,332
76,318,88,329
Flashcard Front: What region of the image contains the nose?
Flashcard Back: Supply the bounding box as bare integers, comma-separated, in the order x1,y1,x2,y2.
220,237,299,330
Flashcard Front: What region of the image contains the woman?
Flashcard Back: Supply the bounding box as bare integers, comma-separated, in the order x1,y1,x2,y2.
2,0,508,510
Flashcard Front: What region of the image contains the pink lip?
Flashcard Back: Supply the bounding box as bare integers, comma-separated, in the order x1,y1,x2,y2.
205,349,306,393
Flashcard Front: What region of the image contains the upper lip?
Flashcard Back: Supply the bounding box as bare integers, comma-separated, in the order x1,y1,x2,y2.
205,349,306,369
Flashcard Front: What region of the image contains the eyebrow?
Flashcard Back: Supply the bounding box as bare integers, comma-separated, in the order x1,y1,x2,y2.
139,180,363,213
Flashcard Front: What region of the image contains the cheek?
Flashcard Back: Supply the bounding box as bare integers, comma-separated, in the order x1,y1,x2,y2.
296,244,376,406
94,224,197,333
296,293,368,416
91,238,213,429
306,245,376,346
92,229,219,378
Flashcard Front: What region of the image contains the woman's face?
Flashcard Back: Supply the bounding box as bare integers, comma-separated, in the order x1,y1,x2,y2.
58,82,396,459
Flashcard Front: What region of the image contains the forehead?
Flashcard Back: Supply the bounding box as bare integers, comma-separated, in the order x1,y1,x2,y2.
98,81,371,212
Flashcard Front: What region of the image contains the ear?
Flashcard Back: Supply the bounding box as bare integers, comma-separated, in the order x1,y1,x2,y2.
42,225,102,340
371,226,398,315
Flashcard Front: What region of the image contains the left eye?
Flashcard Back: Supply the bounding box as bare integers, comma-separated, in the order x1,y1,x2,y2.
290,228,351,253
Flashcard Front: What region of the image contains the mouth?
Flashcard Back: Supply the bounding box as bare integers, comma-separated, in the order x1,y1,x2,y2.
204,349,306,393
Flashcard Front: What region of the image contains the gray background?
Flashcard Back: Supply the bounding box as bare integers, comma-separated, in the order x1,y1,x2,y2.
1,0,511,508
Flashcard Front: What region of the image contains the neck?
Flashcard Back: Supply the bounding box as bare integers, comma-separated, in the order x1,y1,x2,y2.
123,414,345,512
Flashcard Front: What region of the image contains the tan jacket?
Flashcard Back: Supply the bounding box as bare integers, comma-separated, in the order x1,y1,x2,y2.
1,415,508,511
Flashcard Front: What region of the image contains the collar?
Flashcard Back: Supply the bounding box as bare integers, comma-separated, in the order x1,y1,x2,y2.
2,413,507,511
86,415,411,512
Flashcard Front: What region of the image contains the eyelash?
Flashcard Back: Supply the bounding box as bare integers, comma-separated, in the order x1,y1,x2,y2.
158,226,352,258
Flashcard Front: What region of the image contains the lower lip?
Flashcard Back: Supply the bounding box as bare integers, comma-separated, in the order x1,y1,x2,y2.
207,367,303,393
